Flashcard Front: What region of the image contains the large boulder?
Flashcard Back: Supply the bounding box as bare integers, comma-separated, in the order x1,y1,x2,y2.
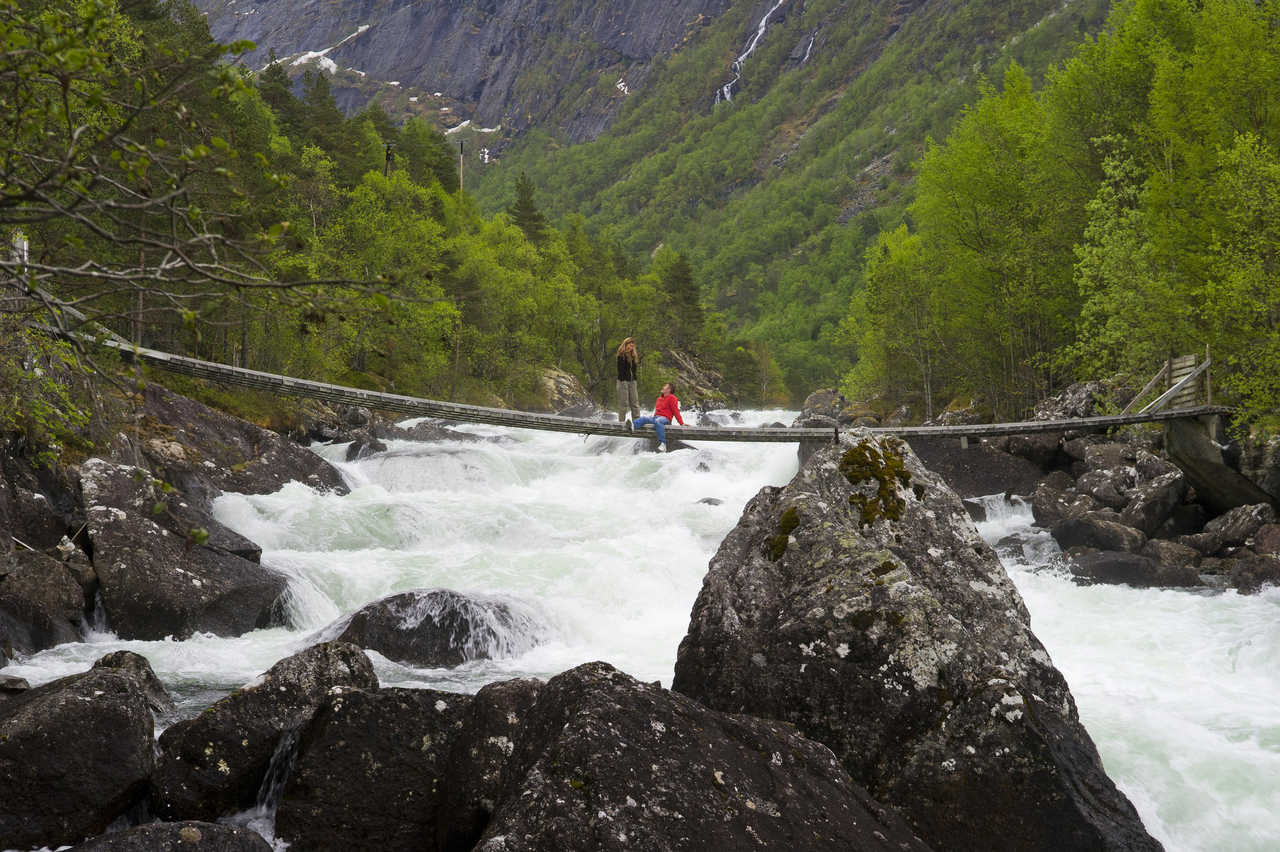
69,821,272,851
0,664,155,849
1032,482,1102,527
673,435,1159,852
1203,503,1277,548
328,588,547,667
0,548,85,655
280,664,930,852
1238,433,1280,502
532,366,598,417
80,459,286,640
275,686,476,851
1050,516,1147,553
135,384,346,507
1069,551,1200,588
1076,468,1132,509
1120,470,1188,536
1033,381,1107,421
475,663,930,852
152,642,378,821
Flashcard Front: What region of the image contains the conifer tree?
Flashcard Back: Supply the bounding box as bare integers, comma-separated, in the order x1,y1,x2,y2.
507,171,548,245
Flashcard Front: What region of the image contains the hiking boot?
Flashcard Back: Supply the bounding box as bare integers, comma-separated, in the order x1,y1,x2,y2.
625,414,634,431
657,442,666,453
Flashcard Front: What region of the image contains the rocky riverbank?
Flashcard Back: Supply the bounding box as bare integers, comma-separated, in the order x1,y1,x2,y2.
1,381,1221,849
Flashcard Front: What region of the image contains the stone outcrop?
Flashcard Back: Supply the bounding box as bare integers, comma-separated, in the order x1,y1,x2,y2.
152,642,378,821
278,662,931,852
672,434,1160,851
195,0,733,143
0,548,86,656
80,459,287,640
133,384,346,509
328,587,547,667
1070,551,1199,588
0,661,157,849
533,366,598,417
69,821,273,851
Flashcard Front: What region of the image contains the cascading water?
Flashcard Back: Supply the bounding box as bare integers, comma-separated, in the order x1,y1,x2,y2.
715,0,788,105
5,423,1277,851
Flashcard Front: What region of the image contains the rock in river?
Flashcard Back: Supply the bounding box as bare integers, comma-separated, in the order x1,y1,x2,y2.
673,433,1161,852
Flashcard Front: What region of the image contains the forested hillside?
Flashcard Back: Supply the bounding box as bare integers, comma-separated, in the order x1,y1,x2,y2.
1,0,727,457
848,0,1280,426
471,0,1114,399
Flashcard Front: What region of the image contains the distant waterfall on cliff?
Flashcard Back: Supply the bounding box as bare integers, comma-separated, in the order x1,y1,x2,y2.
715,0,788,105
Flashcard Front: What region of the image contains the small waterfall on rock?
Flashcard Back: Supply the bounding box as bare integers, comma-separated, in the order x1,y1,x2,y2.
715,0,788,105
224,727,302,850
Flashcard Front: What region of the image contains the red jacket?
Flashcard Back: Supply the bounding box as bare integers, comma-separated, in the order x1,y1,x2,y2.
654,392,684,425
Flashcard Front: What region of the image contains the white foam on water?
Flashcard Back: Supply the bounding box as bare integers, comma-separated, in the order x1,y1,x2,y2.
977,496,1280,852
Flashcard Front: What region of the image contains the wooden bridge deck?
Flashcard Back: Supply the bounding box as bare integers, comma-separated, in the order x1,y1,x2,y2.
108,340,1231,444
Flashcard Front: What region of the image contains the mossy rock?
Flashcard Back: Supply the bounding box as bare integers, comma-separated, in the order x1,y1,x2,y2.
838,439,911,527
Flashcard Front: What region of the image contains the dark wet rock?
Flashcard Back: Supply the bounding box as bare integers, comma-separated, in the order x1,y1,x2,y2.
92,650,174,714
344,427,389,461
1155,502,1210,539
0,668,153,849
1033,381,1107,421
1134,450,1179,482
69,821,273,851
673,435,1158,852
1032,484,1102,527
0,672,30,696
798,390,846,420
1061,436,1102,462
1141,539,1201,572
152,642,378,821
698,497,724,505
1227,553,1280,593
477,662,930,852
330,588,545,668
1070,551,1200,588
1051,516,1147,553
8,485,68,550
134,384,346,508
436,678,542,849
0,548,85,655
1174,531,1223,557
1076,468,1132,509
907,436,1045,499
276,686,475,851
1120,470,1187,536
1004,432,1065,470
81,459,286,640
1203,503,1277,548
1254,524,1280,555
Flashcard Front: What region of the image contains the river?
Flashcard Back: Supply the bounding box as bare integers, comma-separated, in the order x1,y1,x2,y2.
6,413,1278,851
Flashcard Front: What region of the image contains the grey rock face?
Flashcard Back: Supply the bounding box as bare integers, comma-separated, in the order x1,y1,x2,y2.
80,459,287,640
476,662,931,852
276,686,476,851
92,650,175,714
1033,381,1107,420
330,588,547,667
0,668,154,849
152,642,378,821
69,821,273,851
1237,433,1280,502
1077,468,1133,509
1203,503,1277,547
134,384,346,507
196,0,732,143
673,435,1159,852
1051,516,1147,553
908,436,1045,499
1032,482,1102,527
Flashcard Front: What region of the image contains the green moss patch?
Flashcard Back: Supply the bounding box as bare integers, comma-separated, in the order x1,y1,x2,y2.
768,505,801,561
839,439,911,527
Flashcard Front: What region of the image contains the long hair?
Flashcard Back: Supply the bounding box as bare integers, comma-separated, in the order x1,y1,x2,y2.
616,337,637,364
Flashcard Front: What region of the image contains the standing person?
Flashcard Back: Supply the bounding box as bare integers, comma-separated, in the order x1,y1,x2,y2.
616,337,640,427
632,382,685,452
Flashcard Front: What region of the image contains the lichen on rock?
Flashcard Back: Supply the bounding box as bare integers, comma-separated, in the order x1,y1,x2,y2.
838,438,911,526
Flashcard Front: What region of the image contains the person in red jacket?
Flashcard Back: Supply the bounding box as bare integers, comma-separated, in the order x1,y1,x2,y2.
630,382,684,451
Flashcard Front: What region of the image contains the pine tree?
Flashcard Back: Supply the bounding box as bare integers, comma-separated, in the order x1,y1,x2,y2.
507,172,548,245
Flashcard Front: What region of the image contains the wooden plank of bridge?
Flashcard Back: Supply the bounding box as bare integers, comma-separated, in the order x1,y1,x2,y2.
1168,354,1201,410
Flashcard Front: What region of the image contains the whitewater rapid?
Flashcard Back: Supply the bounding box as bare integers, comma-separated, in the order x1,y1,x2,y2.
5,417,1277,851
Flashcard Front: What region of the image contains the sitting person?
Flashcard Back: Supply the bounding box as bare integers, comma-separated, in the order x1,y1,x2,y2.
631,382,685,452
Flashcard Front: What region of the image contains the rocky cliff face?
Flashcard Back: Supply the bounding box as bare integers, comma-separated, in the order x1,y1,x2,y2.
195,0,731,141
